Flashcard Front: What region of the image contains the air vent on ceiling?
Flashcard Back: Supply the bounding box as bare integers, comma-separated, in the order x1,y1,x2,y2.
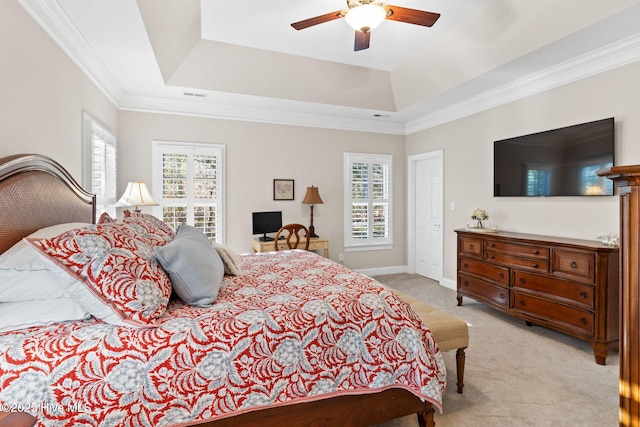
183,91,207,98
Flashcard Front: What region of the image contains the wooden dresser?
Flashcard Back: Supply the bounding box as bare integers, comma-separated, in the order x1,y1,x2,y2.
456,229,619,365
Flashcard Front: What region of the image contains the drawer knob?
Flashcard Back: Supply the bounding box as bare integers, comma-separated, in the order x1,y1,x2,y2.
499,293,505,300
518,300,525,306
519,277,526,284
580,317,587,325
533,250,539,255
580,291,588,299
464,281,469,287
499,273,505,279
490,255,495,259
464,263,469,269
490,243,495,247
570,261,578,268
469,244,474,249
532,263,539,268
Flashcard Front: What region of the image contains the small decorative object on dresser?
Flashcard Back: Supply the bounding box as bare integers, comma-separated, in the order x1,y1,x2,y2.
466,208,497,232
471,208,488,228
456,229,619,365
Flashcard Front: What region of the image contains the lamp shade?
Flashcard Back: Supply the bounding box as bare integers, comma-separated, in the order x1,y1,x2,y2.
344,3,386,33
302,186,324,205
116,182,159,211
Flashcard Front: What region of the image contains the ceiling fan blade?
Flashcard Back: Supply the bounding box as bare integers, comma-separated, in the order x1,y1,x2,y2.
354,30,370,51
385,6,440,27
291,11,344,30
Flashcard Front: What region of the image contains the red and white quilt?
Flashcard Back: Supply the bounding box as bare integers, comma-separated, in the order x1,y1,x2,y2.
0,250,446,426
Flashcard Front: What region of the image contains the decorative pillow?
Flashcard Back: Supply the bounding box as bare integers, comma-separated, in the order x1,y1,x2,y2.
122,210,174,247
214,244,243,276
0,298,90,333
27,222,172,327
155,223,224,307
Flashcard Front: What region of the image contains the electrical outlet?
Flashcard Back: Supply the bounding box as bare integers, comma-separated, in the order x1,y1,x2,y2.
450,201,456,211
338,253,344,264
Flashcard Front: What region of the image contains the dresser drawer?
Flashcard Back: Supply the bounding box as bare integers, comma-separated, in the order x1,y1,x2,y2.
512,292,594,333
552,249,595,283
459,257,509,286
459,236,482,257
484,240,549,259
458,274,509,307
513,271,594,309
485,251,549,273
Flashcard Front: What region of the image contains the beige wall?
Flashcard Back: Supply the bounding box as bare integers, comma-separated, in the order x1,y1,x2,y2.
406,61,640,283
0,1,118,179
4,1,640,276
117,112,407,270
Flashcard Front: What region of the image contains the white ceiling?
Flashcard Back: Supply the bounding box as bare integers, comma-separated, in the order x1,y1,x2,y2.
19,0,640,134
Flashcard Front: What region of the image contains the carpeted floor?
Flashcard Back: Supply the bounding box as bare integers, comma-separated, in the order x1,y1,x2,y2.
372,273,618,427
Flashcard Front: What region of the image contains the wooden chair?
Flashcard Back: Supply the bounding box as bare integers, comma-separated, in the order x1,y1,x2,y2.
274,224,310,250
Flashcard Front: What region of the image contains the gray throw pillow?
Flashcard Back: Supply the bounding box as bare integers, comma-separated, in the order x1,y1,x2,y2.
155,223,224,307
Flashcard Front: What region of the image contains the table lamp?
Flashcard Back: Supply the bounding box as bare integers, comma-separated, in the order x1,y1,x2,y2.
116,182,159,213
302,185,323,238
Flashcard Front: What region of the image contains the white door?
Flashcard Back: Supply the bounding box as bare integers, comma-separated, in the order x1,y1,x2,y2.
408,151,443,280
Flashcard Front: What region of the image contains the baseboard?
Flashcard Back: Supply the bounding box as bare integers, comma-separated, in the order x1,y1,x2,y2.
439,277,457,291
356,266,458,292
355,265,407,277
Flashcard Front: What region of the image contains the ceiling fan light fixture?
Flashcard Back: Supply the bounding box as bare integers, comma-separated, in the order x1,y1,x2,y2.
344,4,386,33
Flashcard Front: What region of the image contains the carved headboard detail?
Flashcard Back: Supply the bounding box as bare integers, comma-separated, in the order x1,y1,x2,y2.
0,154,95,254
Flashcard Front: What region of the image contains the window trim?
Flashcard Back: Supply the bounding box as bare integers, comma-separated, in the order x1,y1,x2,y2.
343,152,393,252
152,140,226,244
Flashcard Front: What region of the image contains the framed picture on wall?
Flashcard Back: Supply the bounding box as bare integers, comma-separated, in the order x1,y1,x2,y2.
273,179,294,200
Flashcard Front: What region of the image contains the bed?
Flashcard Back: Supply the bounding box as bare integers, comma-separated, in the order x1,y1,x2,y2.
0,154,446,427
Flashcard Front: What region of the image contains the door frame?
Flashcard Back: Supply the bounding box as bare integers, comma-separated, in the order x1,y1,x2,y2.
407,150,444,279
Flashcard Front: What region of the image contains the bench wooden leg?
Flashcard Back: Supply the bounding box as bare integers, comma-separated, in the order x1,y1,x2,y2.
455,347,466,393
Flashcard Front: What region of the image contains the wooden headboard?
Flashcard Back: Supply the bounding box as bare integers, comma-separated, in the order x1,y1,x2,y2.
0,154,95,254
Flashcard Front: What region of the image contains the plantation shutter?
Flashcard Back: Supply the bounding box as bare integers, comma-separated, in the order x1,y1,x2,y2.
153,142,225,243
344,153,392,249
82,113,116,221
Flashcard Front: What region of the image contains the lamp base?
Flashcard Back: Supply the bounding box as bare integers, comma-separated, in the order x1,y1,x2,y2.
308,224,318,239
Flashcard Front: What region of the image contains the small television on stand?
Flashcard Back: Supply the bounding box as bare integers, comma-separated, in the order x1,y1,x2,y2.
252,211,282,242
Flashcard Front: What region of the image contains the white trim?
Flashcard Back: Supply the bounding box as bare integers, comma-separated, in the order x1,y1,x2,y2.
21,1,640,134
439,277,457,291
407,150,444,280
405,33,640,134
353,265,407,278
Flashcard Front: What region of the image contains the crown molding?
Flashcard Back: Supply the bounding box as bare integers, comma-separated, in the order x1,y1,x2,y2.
18,0,124,106
119,95,406,135
20,1,640,136
405,33,640,135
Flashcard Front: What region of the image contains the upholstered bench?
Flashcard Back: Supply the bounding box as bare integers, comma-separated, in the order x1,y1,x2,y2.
390,288,469,393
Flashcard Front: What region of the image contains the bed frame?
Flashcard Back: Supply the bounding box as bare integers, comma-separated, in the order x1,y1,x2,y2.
0,154,436,427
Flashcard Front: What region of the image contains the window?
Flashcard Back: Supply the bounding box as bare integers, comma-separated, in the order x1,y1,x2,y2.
344,153,392,250
152,141,225,243
524,163,551,196
82,113,116,222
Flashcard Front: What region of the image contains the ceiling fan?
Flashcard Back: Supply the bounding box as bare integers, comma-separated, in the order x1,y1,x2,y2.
291,0,440,51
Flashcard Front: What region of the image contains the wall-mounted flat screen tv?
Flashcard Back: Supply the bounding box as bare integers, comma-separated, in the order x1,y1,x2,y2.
494,117,614,197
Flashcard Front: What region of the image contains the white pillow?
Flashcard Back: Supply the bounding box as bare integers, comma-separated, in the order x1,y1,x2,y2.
0,270,67,301
0,223,89,303
0,298,90,333
0,223,90,271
